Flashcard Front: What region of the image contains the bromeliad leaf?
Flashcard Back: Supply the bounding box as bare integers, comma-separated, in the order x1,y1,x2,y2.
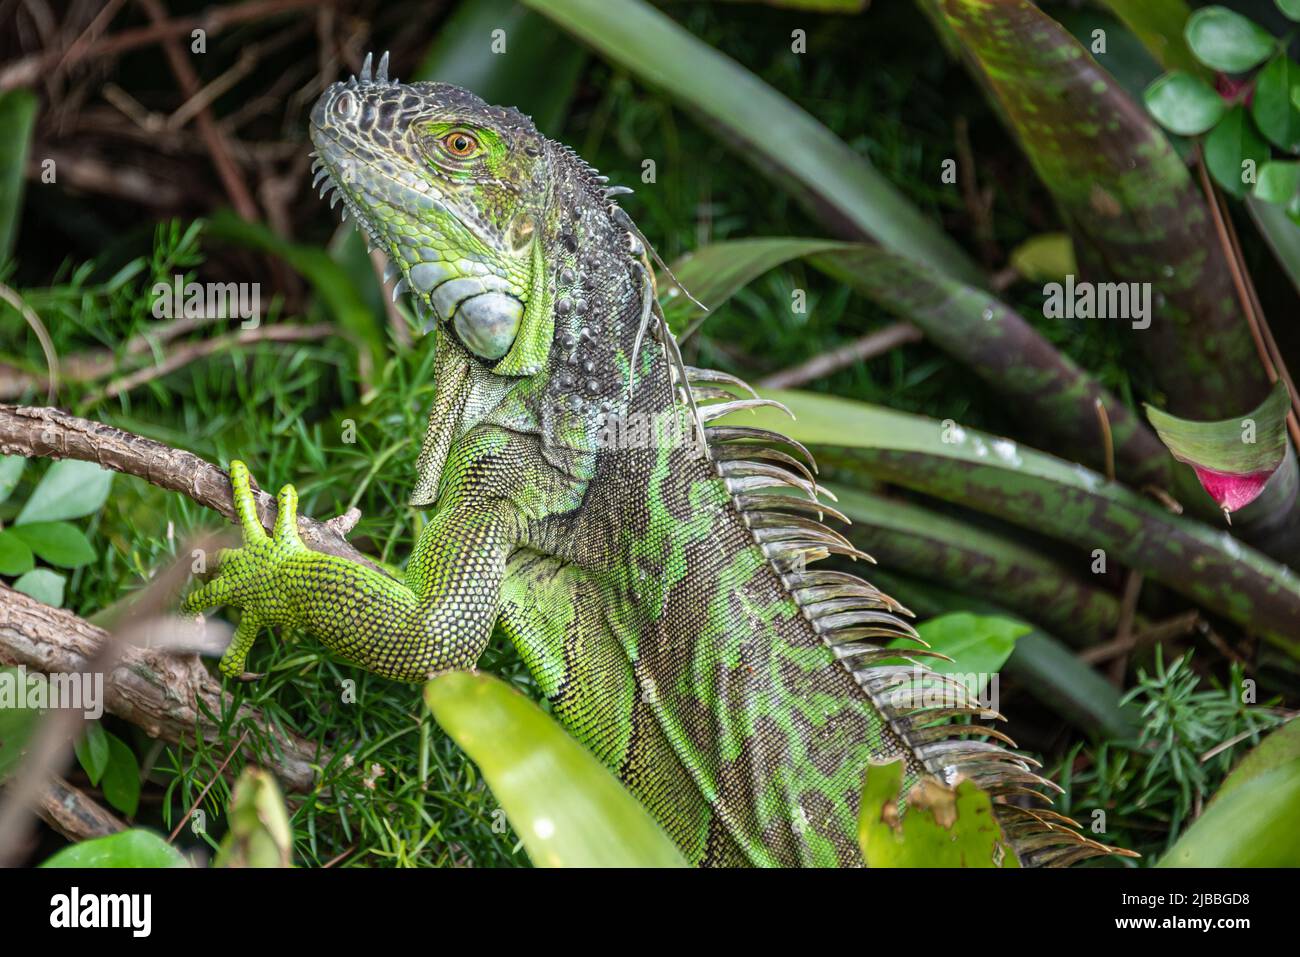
1144,380,1290,512
1184,6,1276,73
857,758,1021,867
425,671,688,867
1159,720,1300,866
1144,71,1226,135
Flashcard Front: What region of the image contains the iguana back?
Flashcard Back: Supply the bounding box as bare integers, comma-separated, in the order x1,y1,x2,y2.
185,54,1117,867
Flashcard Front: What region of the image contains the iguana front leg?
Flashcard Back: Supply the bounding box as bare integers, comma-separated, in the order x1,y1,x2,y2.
183,461,519,681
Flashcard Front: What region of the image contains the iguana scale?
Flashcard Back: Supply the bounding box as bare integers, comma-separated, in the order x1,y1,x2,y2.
183,53,1116,867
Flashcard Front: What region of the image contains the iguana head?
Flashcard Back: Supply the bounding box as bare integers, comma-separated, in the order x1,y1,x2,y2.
309,53,555,372
310,57,686,505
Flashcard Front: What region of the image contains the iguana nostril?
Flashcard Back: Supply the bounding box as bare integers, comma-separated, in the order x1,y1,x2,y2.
334,91,357,119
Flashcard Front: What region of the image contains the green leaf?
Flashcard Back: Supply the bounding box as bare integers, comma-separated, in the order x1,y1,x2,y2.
101,731,141,818
15,459,113,525
0,667,40,781
1280,0,1300,20
1255,161,1300,207
12,568,65,607
522,0,984,286
0,455,23,505
75,723,110,787
0,530,35,577
1097,0,1206,75
40,829,189,868
1252,55,1300,151
1007,232,1076,283
424,671,688,867
857,758,1020,867
0,90,36,265
213,768,294,868
1184,6,1276,73
1210,718,1300,802
1144,71,1226,135
905,613,1030,692
1158,723,1300,866
1205,105,1272,198
7,522,96,569
721,390,1300,654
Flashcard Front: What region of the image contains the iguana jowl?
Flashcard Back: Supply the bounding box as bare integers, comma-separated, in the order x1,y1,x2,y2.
184,52,1115,867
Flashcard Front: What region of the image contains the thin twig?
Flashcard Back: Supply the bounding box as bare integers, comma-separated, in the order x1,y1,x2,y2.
1107,571,1145,686
1094,397,1115,484
169,728,250,842
757,322,922,389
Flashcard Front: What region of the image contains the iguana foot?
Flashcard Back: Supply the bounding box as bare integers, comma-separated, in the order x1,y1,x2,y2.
183,460,307,678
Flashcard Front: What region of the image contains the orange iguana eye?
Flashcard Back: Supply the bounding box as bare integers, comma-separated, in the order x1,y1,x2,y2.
442,131,478,157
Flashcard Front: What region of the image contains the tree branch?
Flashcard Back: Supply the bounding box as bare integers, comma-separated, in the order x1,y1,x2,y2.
0,404,387,576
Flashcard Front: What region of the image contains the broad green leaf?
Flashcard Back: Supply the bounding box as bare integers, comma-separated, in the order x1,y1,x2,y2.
523,0,984,286
0,455,23,504
944,0,1265,421
1097,0,1205,74
13,568,65,607
667,237,1170,485
1256,161,1300,210
857,758,1019,867
75,722,110,786
721,390,1300,654
1205,105,1272,199
906,613,1030,691
0,530,35,577
1158,758,1300,865
0,667,39,780
1145,381,1290,511
40,829,188,868
101,731,141,818
1247,193,1300,296
7,521,96,569
15,459,113,525
0,90,36,265
1184,6,1276,73
1210,718,1300,802
1280,0,1300,21
1252,55,1300,152
1144,71,1226,135
214,768,294,868
206,211,385,371
425,671,688,867
1007,233,1076,282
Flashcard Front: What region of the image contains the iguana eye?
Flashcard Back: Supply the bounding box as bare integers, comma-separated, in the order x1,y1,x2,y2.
441,131,479,157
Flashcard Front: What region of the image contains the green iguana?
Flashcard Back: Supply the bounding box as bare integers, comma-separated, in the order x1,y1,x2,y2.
183,52,1118,867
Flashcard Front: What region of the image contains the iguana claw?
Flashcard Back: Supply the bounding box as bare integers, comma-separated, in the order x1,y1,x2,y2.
182,460,307,678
